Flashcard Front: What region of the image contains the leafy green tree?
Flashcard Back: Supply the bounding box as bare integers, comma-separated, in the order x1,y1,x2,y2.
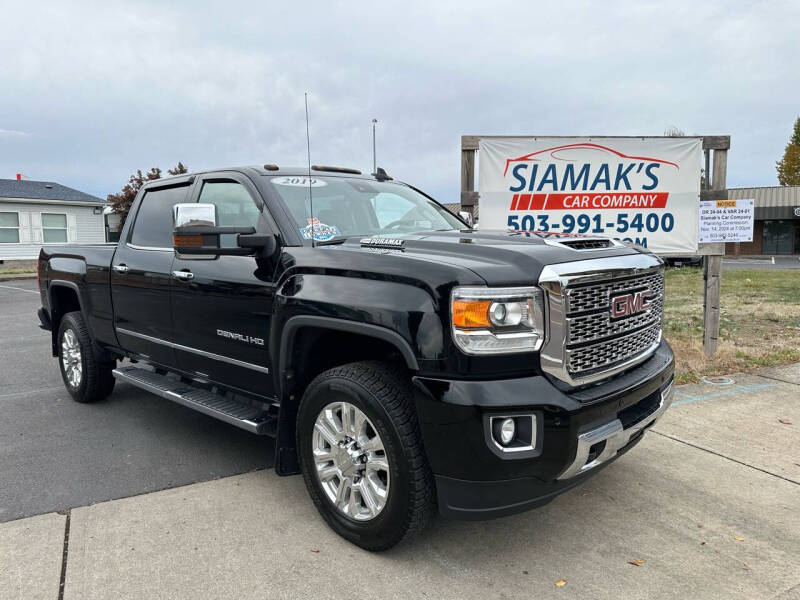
107,162,188,225
776,117,800,186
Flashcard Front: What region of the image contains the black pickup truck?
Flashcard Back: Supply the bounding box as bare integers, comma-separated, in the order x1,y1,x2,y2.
37,165,674,550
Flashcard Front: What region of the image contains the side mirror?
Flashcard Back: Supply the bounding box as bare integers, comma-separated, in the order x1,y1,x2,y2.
458,210,474,228
172,203,277,257
174,203,217,228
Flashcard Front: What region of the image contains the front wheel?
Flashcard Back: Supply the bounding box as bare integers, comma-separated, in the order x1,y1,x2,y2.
57,311,115,403
297,361,435,551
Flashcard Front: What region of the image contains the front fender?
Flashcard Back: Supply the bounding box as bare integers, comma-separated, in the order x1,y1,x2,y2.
272,274,444,382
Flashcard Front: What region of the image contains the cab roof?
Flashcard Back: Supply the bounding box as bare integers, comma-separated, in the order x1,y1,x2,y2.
143,165,390,189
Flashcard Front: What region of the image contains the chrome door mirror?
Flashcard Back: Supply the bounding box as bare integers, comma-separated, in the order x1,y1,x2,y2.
172,202,276,257
458,210,474,228
173,203,217,228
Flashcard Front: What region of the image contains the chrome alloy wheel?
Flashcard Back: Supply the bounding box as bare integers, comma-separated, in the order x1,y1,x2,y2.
61,329,83,388
312,401,390,521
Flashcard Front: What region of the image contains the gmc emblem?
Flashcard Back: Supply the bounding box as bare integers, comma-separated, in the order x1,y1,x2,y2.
611,290,652,319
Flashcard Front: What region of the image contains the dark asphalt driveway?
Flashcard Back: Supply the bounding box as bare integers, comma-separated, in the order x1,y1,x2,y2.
0,279,271,522
723,256,800,269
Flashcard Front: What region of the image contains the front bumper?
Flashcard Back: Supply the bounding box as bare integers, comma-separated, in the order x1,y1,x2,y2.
413,340,674,520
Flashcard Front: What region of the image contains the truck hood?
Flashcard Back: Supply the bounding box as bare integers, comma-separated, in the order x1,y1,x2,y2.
324,229,647,286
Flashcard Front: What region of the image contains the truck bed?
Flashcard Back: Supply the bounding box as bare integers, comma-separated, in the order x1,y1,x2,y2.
39,243,118,348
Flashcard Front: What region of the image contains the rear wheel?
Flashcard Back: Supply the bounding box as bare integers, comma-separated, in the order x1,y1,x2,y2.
57,311,115,403
297,361,435,551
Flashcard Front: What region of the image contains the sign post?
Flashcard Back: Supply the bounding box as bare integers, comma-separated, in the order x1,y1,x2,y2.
461,134,730,357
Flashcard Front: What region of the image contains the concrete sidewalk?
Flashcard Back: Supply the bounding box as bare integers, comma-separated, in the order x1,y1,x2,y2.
2,364,799,600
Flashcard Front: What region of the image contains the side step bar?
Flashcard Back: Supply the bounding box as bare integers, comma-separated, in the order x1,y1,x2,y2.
113,366,276,435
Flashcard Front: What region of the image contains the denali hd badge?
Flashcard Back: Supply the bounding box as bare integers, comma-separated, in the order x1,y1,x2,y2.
360,237,404,249
610,290,652,319
217,329,265,346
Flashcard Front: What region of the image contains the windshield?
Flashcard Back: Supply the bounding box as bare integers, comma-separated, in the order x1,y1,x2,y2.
268,175,464,242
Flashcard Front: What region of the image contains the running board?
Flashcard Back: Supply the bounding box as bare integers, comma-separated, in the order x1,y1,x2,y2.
113,366,276,435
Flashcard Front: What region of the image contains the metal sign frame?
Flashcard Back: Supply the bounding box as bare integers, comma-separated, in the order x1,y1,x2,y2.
460,134,731,357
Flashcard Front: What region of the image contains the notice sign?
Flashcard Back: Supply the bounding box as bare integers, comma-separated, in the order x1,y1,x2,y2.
477,137,703,253
698,199,754,243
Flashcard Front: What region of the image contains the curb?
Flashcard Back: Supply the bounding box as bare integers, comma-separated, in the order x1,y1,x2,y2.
0,274,36,282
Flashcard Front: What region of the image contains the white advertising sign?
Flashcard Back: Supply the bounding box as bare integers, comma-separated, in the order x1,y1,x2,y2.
698,198,754,243
478,137,703,253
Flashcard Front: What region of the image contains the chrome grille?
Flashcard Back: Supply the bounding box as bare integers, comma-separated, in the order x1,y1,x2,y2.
566,270,664,315
538,255,666,387
567,271,664,346
567,322,661,375
564,268,664,377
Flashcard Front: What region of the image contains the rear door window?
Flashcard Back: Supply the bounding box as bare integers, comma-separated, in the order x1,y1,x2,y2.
130,185,190,248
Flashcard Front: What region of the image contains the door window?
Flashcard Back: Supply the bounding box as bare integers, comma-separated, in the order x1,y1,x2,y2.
130,185,189,248
42,213,68,243
198,181,261,247
198,181,261,227
0,212,19,243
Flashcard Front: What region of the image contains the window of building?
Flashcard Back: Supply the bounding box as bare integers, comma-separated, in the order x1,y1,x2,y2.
762,220,794,255
42,213,68,243
0,212,20,243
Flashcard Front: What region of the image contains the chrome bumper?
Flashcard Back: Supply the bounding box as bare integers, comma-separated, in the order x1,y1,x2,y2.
557,381,674,480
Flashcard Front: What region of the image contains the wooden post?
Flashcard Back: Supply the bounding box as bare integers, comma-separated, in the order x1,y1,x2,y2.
702,147,727,357
461,140,477,215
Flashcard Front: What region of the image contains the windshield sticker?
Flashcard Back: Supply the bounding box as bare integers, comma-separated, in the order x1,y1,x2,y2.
300,218,340,241
273,176,327,187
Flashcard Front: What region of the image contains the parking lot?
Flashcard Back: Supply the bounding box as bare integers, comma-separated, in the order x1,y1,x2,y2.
2,279,800,599
723,256,800,270
0,279,269,522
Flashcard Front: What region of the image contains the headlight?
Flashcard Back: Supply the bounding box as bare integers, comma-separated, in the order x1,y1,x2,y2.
451,286,545,355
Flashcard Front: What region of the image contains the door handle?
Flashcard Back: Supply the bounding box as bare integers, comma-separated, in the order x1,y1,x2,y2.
172,270,194,281
112,264,129,274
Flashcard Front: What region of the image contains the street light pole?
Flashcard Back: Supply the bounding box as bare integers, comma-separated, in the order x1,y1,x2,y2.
372,119,377,173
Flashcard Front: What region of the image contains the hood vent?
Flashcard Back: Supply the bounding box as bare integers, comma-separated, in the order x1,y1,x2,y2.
547,238,619,251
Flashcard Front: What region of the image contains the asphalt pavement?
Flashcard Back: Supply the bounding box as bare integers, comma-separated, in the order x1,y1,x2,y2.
723,255,800,270
0,279,270,523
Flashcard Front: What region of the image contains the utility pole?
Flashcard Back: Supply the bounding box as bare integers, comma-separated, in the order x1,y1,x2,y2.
372,119,378,173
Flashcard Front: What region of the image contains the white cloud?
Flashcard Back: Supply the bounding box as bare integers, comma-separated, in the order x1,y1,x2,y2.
0,129,30,138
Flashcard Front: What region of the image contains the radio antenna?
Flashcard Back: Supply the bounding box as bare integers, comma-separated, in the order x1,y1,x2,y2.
304,92,316,248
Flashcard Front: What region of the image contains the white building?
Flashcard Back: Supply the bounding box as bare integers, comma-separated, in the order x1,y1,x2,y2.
0,177,106,260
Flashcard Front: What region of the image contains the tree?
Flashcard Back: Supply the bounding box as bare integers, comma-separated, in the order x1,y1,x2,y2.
169,162,188,176
776,117,800,186
107,162,188,225
664,126,685,137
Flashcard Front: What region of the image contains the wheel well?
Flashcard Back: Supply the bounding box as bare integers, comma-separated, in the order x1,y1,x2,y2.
49,285,82,355
274,326,415,476
287,328,409,401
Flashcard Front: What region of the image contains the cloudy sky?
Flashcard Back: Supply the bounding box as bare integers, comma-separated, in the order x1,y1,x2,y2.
1,0,798,202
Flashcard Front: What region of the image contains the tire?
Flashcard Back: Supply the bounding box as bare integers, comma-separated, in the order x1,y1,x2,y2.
57,311,116,403
297,361,435,551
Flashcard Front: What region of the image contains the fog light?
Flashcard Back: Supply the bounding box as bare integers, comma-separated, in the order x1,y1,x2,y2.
487,414,538,457
499,418,515,445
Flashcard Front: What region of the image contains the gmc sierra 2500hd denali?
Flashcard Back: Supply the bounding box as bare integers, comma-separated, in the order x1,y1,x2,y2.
38,164,674,550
